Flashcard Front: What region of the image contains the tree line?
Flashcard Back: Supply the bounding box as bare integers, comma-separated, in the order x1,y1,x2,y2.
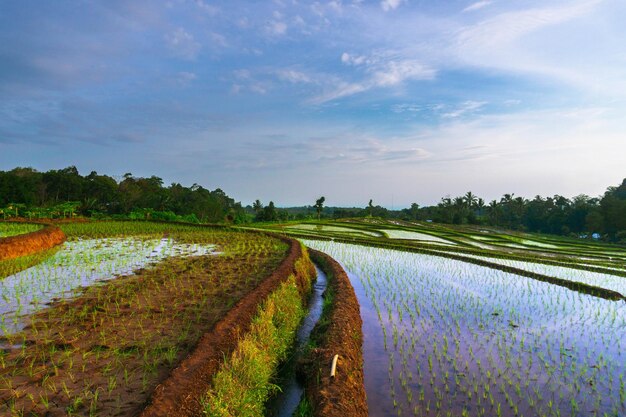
2,167,624,243
0,167,246,223
252,179,626,244
403,179,626,243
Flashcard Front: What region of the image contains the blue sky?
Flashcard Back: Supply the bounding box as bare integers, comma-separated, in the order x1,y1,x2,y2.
1,0,625,207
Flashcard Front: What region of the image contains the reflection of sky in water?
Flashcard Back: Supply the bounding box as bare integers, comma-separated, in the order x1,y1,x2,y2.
0,238,216,335
304,240,626,417
461,254,626,295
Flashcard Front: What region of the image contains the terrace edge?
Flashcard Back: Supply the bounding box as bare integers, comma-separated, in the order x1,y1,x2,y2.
0,223,66,260
141,233,314,417
300,248,369,417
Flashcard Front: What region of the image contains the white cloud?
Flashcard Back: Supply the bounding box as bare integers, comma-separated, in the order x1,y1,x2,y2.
372,60,435,87
329,1,343,11
450,0,625,94
312,137,432,164
462,1,492,13
310,82,367,104
311,55,435,104
457,1,602,48
232,69,272,94
265,11,288,36
164,28,201,60
441,101,487,118
276,69,312,84
249,83,268,94
194,0,219,15
341,52,367,66
391,103,422,113
381,0,405,12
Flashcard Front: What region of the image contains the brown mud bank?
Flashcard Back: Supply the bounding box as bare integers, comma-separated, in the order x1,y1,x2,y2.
142,236,314,417
0,223,66,260
301,249,368,417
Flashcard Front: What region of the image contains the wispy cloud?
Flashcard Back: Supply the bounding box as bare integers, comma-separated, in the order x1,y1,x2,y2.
193,0,219,15
381,0,406,12
442,101,487,118
164,28,201,60
275,69,312,84
311,54,436,104
462,1,493,13
240,133,433,167
457,1,602,48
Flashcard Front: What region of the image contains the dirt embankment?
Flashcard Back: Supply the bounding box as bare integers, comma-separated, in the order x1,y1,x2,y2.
142,236,314,417
302,249,368,417
0,224,66,260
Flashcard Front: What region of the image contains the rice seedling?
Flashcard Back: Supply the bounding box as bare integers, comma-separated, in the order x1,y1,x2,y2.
304,239,626,417
0,222,43,238
0,221,289,416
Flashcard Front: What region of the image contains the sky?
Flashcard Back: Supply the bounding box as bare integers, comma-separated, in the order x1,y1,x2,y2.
1,0,625,208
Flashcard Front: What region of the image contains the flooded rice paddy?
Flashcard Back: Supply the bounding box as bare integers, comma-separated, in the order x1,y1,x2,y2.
285,224,382,237
304,240,626,417
0,237,217,336
383,230,457,245
461,254,626,295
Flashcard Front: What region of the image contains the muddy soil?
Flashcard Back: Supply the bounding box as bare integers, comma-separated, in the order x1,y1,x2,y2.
0,224,66,260
301,249,368,417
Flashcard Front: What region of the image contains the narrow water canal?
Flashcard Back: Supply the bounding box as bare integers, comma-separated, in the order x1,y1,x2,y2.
268,264,328,417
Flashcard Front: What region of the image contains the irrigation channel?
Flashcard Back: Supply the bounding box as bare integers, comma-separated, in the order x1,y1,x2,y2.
303,240,626,417
268,263,328,416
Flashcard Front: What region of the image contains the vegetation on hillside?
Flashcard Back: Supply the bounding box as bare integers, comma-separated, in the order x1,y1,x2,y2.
0,167,246,223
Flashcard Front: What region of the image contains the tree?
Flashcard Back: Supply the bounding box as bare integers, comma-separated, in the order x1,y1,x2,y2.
262,201,277,221
487,200,500,225
314,196,325,220
402,203,420,221
252,199,263,215
464,191,477,209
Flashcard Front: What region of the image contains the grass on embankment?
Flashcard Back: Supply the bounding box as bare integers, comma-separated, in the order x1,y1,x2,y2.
0,222,43,238
201,248,315,417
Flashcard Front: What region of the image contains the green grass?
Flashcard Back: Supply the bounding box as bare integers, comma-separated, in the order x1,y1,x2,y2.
0,222,43,238
60,220,223,239
201,253,313,417
292,397,314,417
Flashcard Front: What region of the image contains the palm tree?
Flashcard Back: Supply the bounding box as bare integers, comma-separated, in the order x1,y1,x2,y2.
488,200,500,225
464,191,477,209
252,199,263,214
476,198,485,216
315,196,325,220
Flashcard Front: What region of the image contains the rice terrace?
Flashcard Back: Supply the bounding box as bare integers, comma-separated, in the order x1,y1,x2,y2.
3,1,626,416
0,211,624,416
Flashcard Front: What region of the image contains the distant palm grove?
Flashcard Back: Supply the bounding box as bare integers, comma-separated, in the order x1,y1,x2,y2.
1,167,625,243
